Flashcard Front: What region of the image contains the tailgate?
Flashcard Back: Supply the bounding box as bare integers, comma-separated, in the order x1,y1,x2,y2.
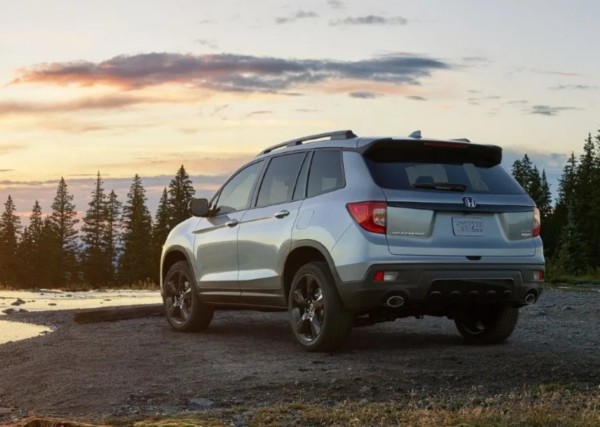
384,191,536,257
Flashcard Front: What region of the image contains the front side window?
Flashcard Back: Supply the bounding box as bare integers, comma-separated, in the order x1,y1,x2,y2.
256,153,306,207
214,161,264,215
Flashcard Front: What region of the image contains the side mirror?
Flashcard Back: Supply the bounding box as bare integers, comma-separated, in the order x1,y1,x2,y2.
189,198,210,217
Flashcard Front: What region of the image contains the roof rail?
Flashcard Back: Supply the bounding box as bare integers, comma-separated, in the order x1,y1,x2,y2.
259,130,357,155
451,138,471,143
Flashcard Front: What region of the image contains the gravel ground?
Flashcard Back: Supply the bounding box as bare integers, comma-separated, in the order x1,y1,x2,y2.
0,288,598,424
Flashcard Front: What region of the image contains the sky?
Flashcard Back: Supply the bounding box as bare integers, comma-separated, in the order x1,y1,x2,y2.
1,0,599,221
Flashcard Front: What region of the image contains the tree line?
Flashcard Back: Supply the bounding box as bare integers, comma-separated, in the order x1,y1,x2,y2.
511,128,600,277
2,129,600,289
0,166,195,289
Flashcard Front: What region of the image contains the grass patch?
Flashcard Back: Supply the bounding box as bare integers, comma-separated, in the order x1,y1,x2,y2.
12,385,600,427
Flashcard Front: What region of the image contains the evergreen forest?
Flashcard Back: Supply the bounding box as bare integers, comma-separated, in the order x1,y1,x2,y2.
0,165,194,289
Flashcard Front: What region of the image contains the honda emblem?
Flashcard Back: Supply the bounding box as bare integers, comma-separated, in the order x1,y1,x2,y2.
463,196,477,208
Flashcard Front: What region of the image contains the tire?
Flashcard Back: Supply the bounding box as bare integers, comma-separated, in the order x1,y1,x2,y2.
454,304,519,344
288,261,352,352
163,261,214,332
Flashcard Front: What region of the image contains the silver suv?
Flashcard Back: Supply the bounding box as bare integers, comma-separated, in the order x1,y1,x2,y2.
160,130,544,351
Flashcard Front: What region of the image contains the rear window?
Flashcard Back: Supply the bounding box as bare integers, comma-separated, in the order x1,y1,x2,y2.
364,143,525,195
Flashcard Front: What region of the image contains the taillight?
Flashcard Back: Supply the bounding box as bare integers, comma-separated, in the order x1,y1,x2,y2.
346,201,387,234
533,207,541,237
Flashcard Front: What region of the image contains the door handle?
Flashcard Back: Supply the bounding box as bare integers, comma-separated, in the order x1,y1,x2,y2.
274,210,290,219
225,219,239,227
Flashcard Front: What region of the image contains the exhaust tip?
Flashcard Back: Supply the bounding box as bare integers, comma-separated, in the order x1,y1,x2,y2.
524,291,537,305
386,295,405,308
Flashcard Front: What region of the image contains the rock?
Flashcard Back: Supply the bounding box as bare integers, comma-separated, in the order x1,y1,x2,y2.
2,308,16,315
188,398,215,409
359,385,370,395
11,298,25,306
48,303,57,306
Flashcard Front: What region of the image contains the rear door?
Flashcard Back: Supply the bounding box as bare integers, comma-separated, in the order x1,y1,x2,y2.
363,140,537,257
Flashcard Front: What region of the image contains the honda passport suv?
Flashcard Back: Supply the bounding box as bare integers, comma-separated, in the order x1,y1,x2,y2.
160,130,544,351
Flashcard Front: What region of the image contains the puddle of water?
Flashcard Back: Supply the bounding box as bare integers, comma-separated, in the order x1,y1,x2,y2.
0,289,163,344
0,320,52,345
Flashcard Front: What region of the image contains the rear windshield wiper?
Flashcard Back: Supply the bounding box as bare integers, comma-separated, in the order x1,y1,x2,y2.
412,182,467,192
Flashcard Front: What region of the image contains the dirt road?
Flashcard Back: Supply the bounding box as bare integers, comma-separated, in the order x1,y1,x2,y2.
0,288,599,424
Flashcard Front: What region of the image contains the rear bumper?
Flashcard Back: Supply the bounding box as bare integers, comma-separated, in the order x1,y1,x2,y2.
336,263,544,313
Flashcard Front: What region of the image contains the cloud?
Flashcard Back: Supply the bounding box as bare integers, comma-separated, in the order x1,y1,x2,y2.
12,52,451,93
0,144,26,155
195,38,218,49
530,105,577,116
540,70,580,77
247,110,273,116
461,57,491,66
210,104,229,117
330,15,408,26
0,95,161,116
349,91,381,99
406,95,426,101
467,95,502,105
551,84,597,91
275,10,318,24
327,0,344,9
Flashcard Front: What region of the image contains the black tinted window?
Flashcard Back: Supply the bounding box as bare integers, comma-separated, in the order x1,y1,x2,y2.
257,153,306,207
307,150,344,198
215,161,264,214
366,159,525,195
292,152,311,201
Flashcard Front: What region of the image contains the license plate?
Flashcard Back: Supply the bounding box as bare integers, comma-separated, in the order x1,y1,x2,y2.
452,217,484,236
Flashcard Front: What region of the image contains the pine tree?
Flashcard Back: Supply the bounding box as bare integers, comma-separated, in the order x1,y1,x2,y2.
572,134,598,268
539,170,553,221
49,177,79,286
38,216,59,287
15,226,33,287
81,172,109,286
154,188,171,243
167,165,195,228
0,195,22,286
119,175,154,285
16,201,45,288
151,187,171,282
104,190,122,285
550,153,582,274
511,158,526,189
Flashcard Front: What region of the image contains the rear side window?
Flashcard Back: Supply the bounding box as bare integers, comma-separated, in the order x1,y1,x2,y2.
307,150,344,198
364,143,525,195
256,153,306,207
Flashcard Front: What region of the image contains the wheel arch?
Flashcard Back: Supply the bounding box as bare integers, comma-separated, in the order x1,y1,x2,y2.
161,246,194,296
282,240,341,305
